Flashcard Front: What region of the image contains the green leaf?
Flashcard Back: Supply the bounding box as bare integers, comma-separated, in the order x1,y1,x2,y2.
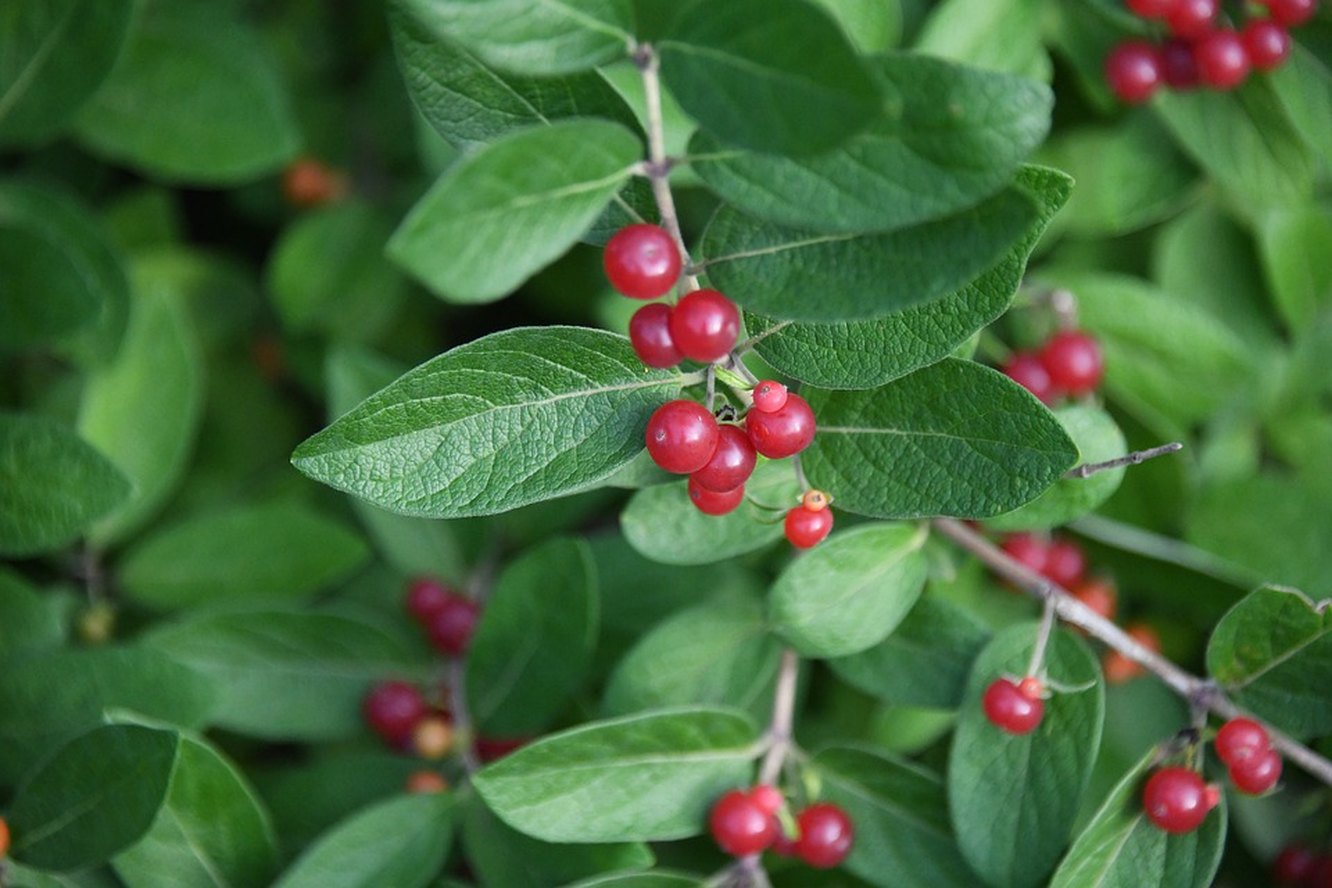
690,54,1050,233
948,625,1104,888
272,793,455,888
72,4,298,183
293,327,684,519
389,120,639,303
803,359,1078,519
144,611,425,741
0,569,67,662
0,0,134,144
1206,585,1332,737
770,523,929,657
915,0,1049,79
829,595,991,709
8,724,179,871
472,707,759,842
813,747,978,887
0,413,130,557
1258,204,1332,334
4,863,121,888
986,405,1127,531
744,166,1071,389
0,223,101,351
113,734,278,888
118,500,370,611
700,187,1036,322
810,0,901,53
602,591,780,717
468,538,598,735
1050,750,1226,888
619,458,798,565
659,0,879,156
1269,44,1332,171
390,2,639,149
77,253,205,545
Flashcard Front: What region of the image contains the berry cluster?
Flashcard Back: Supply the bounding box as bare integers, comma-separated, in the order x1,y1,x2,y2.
1215,717,1283,795
708,786,854,869
406,575,480,657
1106,0,1317,103
362,679,453,759
1003,329,1104,406
1273,843,1332,886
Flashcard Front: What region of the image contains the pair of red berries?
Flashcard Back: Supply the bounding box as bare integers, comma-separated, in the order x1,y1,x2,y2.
362,680,453,757
1000,532,1089,589
709,786,854,869
1003,330,1104,406
1142,766,1221,833
1215,717,1283,795
406,576,480,657
1273,843,1332,886
983,676,1047,734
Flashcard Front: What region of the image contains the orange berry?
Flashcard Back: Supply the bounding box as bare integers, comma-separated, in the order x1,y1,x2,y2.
282,157,347,208
405,770,448,794
0,816,9,858
801,489,830,512
1103,623,1161,685
412,715,454,760
1070,577,1118,623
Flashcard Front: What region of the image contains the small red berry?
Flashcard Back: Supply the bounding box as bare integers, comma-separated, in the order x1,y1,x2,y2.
1018,676,1045,700
749,785,784,815
1267,0,1317,27
604,224,681,299
751,380,789,414
795,803,854,869
1127,0,1178,16
983,678,1045,734
1242,19,1292,71
628,303,683,368
1043,537,1088,588
785,504,834,549
1105,41,1164,104
691,425,757,492
1039,331,1104,395
1142,767,1218,834
427,595,481,656
745,393,816,459
1166,0,1218,38
476,735,529,763
1161,39,1202,89
669,289,740,363
405,577,453,624
1003,352,1061,404
801,489,830,512
1070,577,1118,622
363,681,428,745
1001,533,1050,576
688,476,746,516
405,770,448,794
1215,717,1271,766
1195,29,1251,90
1273,844,1318,885
710,789,778,856
1229,748,1282,794
646,400,720,474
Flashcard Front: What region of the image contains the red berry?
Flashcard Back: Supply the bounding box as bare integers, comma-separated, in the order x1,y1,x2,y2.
1127,0,1178,16
628,303,682,368
1267,0,1317,26
745,393,816,459
476,735,529,763
1243,19,1292,70
1161,39,1202,89
1070,577,1118,622
795,803,854,869
363,681,428,745
801,489,830,512
1003,352,1061,404
1143,767,1217,833
1038,331,1104,395
283,157,345,208
1195,29,1251,89
1166,0,1218,38
749,784,784,815
1105,41,1164,104
1230,748,1282,794
1215,717,1270,766
405,576,453,624
785,504,834,549
1018,676,1045,700
771,829,800,858
646,400,720,474
1001,533,1049,576
710,789,777,857
1043,537,1087,588
688,476,746,516
427,595,480,656
603,224,682,299
691,425,757,492
983,678,1045,734
751,380,789,413
1273,844,1318,885
669,289,740,363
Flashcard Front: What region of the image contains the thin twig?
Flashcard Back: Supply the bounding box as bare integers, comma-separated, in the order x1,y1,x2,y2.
447,656,482,776
1070,514,1259,588
758,649,799,786
634,45,700,292
735,321,792,355
791,454,810,495
1064,442,1184,479
932,518,1332,787
1026,596,1057,678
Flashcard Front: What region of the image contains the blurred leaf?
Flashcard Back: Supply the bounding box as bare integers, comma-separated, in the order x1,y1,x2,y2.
803,359,1078,518
660,0,879,155
0,569,67,662
1269,44,1332,170
810,0,901,52
3,863,121,888
294,327,684,519
472,707,758,842
1258,204,1332,334
915,0,1049,79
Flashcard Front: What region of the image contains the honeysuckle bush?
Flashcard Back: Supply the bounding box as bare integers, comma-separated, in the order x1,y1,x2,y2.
3,0,1332,886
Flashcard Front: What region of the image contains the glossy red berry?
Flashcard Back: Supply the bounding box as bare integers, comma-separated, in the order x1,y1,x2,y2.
1039,331,1104,395
1215,717,1271,766
1267,0,1317,26
710,789,778,856
629,303,682,368
1161,39,1202,89
427,595,480,656
1166,0,1218,38
1127,0,1178,16
604,224,682,299
1001,533,1049,576
1230,748,1282,794
785,504,834,549
363,681,427,745
749,785,784,815
1243,19,1292,70
1273,844,1318,885
691,425,757,492
1142,767,1218,834
670,289,740,363
745,393,816,459
1105,41,1164,104
1043,537,1088,588
405,576,453,624
1195,29,1251,89
751,380,789,413
983,678,1045,734
795,803,854,869
688,477,746,516
646,400,720,474
1003,352,1061,404
1071,577,1118,622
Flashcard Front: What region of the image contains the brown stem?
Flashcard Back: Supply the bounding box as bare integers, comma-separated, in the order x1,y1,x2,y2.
447,656,482,776
634,45,700,292
1064,442,1184,479
758,648,799,786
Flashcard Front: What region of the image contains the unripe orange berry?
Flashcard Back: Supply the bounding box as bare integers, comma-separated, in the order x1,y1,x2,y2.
412,715,454,760
282,157,347,208
0,816,9,858
405,770,448,794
